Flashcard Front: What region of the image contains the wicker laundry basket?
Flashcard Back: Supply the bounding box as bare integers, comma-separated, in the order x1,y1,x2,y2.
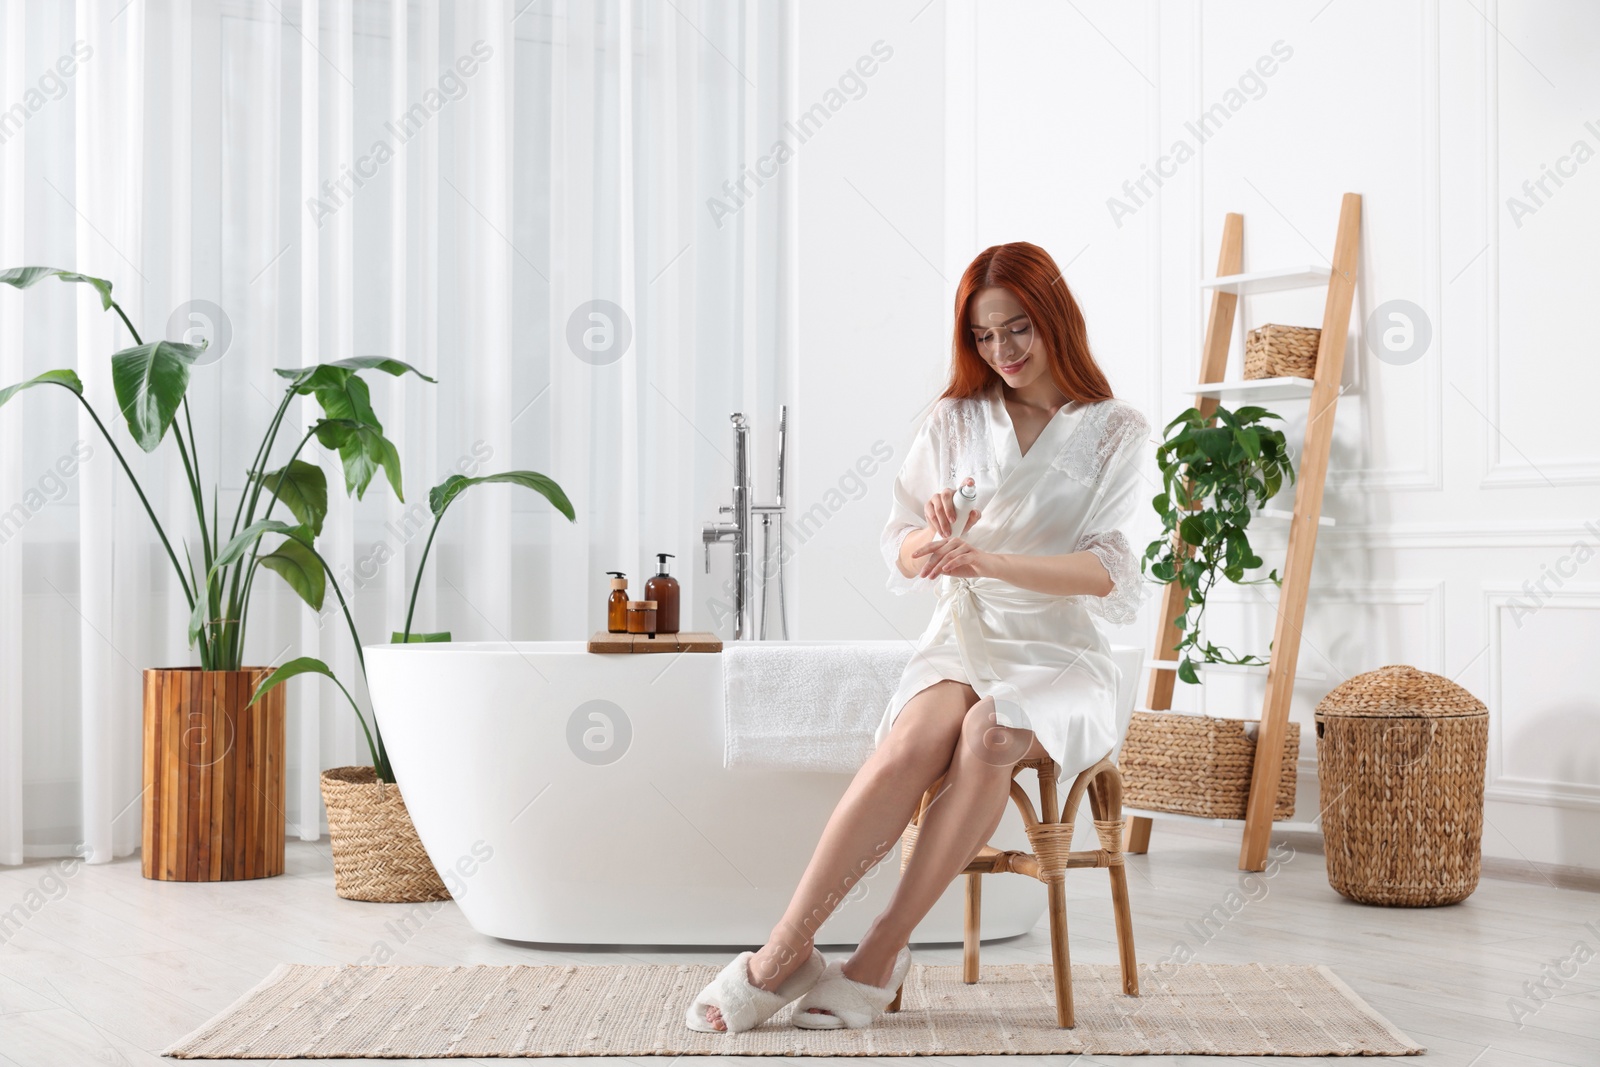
1119,710,1298,820
1244,324,1321,379
1315,665,1488,906
321,766,451,903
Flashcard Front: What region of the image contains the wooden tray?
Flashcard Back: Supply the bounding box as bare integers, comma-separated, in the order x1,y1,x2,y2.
586,630,723,653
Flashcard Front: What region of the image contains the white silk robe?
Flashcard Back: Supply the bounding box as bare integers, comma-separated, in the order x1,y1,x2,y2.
875,380,1152,782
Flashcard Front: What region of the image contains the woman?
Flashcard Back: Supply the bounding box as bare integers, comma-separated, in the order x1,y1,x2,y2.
686,241,1150,1032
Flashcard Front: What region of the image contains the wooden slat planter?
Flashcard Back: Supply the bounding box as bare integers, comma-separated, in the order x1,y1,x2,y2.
141,667,286,881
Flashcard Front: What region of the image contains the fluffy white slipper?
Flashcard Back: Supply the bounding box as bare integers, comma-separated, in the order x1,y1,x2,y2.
684,947,827,1033
791,946,912,1030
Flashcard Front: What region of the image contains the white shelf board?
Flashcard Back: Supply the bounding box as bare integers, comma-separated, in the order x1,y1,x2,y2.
1199,265,1330,295
1256,506,1336,528
1182,376,1316,402
1182,500,1335,528
1123,806,1323,835
1142,658,1328,683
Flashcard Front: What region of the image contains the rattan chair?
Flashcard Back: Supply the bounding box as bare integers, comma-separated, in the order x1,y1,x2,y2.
890,753,1139,1028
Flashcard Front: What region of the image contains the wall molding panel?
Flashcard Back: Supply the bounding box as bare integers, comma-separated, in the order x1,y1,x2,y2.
1204,580,1446,681
1479,0,1600,489
1324,0,1444,494
1483,583,1600,813
1277,517,1600,550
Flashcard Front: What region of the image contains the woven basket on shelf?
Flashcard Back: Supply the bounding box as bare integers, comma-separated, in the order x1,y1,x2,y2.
1119,710,1298,820
1315,665,1488,907
1244,324,1321,379
320,766,450,903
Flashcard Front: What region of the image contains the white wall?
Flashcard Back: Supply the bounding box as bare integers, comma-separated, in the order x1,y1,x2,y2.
784,2,949,643
792,0,1600,871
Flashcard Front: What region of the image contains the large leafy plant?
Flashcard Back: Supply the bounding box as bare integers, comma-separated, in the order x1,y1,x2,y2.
0,267,428,671
0,266,576,784
1141,403,1296,684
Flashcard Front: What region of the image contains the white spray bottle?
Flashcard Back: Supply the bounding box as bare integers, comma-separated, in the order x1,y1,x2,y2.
939,476,979,541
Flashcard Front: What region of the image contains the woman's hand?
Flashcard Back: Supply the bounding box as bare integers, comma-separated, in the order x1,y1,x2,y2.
922,488,982,539
911,535,997,580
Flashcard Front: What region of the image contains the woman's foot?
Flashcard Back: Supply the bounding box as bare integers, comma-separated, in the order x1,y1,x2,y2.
801,939,906,1022
700,942,817,1031
701,957,770,1032
792,945,913,1029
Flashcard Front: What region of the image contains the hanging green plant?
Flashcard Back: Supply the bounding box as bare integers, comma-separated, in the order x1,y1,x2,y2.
1141,402,1296,684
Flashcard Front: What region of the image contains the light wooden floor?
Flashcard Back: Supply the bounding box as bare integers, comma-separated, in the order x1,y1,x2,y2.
1,828,1595,1066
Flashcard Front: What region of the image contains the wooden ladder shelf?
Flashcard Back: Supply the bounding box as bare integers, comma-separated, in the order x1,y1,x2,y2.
1126,192,1362,873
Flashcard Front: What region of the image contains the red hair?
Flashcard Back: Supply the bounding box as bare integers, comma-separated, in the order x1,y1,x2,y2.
939,241,1114,404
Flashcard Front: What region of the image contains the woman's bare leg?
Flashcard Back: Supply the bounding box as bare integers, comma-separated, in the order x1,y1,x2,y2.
826,695,1047,992
700,680,972,1031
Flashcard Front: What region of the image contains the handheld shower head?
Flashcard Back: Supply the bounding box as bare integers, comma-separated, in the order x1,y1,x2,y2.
775,404,787,507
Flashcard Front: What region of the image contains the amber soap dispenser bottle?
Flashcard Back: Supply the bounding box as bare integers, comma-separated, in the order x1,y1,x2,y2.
606,571,629,633
645,553,680,634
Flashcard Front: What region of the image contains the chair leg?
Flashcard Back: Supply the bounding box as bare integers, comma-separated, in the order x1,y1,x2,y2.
963,872,982,983
1090,765,1141,999
1045,875,1073,1028
1036,761,1077,1028
1108,864,1139,997
1124,814,1152,854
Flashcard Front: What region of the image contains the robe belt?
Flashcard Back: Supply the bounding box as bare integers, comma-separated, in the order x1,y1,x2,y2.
937,575,1059,685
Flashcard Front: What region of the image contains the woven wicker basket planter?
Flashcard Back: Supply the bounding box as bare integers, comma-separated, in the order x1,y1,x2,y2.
1119,710,1298,820
320,766,450,903
1244,323,1321,379
1315,665,1488,907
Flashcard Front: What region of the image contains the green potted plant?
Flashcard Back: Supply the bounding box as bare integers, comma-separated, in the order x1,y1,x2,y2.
1119,402,1304,822
250,471,574,902
1142,402,1296,684
0,267,428,881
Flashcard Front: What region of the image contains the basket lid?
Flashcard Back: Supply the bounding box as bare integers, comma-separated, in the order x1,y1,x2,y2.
1314,664,1486,720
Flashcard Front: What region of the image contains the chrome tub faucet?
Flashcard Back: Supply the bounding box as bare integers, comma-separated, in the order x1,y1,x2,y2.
702,407,788,641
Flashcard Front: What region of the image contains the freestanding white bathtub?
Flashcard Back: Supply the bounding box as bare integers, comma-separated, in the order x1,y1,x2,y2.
365,639,1144,947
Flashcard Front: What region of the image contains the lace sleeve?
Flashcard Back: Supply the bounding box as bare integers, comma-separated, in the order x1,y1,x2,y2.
1058,400,1152,626
1076,529,1144,625
1050,398,1151,487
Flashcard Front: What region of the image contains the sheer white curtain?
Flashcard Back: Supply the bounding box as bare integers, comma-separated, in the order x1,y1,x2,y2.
0,0,791,864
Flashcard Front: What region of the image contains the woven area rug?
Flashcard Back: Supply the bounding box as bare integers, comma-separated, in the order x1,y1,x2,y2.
163,961,1425,1058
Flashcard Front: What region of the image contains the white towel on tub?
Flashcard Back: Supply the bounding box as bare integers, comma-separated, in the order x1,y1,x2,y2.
722,642,915,773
